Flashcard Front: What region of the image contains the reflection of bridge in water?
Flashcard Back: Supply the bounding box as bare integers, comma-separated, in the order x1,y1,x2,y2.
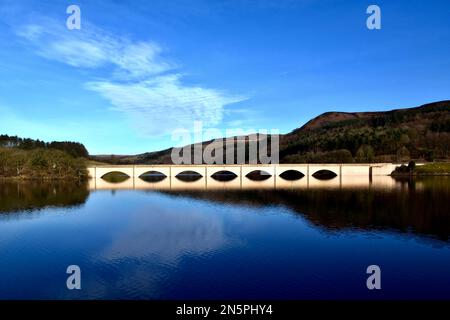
88,163,400,191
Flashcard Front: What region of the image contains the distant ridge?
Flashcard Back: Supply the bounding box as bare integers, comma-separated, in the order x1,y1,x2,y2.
91,100,450,164
297,101,450,131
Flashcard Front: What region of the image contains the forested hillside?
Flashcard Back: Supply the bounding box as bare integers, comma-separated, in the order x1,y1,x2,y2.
281,100,450,163
91,100,450,164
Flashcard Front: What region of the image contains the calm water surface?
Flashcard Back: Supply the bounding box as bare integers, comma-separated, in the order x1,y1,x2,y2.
0,176,449,299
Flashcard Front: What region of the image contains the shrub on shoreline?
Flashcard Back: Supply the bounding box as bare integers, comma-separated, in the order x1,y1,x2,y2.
0,147,87,179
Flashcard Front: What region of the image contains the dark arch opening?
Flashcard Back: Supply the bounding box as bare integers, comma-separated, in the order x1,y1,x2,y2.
279,170,305,181
312,169,337,180
101,171,130,183
175,170,203,182
245,170,272,181
139,171,167,183
211,170,238,182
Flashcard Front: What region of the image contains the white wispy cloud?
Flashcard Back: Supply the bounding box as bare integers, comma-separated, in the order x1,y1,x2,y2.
16,19,172,74
14,17,246,135
112,42,173,80
86,74,244,135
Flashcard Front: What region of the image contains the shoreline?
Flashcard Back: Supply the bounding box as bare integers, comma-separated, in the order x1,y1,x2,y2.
0,176,87,181
391,162,450,177
391,173,450,177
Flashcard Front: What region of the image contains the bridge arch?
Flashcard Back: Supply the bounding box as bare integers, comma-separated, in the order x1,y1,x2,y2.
134,166,171,178
279,169,305,181
94,166,135,180
211,170,238,181
246,170,272,181
312,169,338,180
101,171,131,183
175,170,203,182
308,164,340,179
170,166,206,178
139,170,167,183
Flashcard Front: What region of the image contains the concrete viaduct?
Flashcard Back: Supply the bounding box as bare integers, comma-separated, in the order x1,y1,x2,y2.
88,163,398,180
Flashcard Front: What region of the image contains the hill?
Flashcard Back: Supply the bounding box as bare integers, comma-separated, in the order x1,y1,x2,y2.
0,135,88,179
90,100,450,164
282,100,450,163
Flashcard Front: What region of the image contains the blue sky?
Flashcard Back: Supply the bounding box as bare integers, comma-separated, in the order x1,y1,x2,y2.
0,0,449,154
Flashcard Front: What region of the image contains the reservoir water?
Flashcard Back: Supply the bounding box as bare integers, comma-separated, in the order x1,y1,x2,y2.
0,176,449,299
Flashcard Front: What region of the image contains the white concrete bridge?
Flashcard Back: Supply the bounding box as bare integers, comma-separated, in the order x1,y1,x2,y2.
88,163,397,180
87,163,401,191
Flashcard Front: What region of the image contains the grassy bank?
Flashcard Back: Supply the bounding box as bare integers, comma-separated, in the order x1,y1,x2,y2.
392,162,450,176
0,147,87,180
414,163,450,175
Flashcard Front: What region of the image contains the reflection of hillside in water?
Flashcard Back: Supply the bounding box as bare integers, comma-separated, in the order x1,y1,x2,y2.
0,180,89,213
2,176,450,242
159,177,450,242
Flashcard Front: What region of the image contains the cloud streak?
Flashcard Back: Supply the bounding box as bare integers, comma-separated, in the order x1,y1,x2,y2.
16,18,172,74
15,17,246,135
86,74,244,135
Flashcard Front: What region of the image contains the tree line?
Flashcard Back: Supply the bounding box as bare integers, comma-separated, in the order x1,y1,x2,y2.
0,134,89,158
